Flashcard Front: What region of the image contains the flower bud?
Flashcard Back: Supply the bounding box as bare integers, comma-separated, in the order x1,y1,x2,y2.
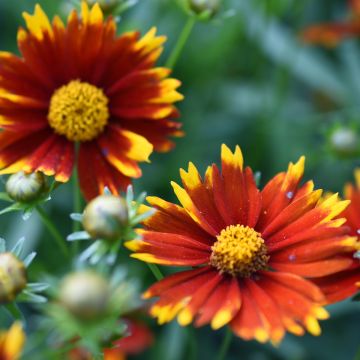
82,195,128,240
59,271,110,320
329,127,359,157
6,171,47,203
188,0,221,17
0,253,27,304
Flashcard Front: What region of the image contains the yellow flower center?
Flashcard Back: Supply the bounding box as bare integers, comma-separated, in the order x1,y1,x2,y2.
210,225,269,277
48,80,109,142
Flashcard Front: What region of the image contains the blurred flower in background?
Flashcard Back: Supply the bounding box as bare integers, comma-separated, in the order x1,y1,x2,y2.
0,2,183,200
301,0,360,46
0,322,25,360
127,144,358,344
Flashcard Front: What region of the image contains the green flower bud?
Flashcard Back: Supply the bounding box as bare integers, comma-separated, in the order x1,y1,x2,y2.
82,195,128,240
0,253,27,304
189,0,221,17
5,171,47,203
330,127,359,157
59,271,110,320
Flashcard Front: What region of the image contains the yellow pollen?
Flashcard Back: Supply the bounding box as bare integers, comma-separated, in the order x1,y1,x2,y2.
48,80,109,142
210,225,269,277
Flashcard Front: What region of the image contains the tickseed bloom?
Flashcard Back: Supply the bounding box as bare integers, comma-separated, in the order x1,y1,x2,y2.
126,145,358,344
0,322,25,360
315,169,360,303
104,318,153,360
0,2,183,200
301,0,360,46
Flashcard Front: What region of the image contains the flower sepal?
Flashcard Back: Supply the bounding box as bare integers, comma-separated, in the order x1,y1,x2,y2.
67,186,155,265
0,238,48,321
0,172,59,220
42,264,141,355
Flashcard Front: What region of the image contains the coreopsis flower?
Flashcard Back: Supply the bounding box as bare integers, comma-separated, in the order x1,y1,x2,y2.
126,145,358,344
104,319,153,359
0,322,25,360
69,319,153,360
302,0,360,46
315,169,360,303
0,2,183,200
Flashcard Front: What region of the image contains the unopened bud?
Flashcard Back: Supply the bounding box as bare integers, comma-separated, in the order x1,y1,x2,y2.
189,0,221,17
59,271,110,320
82,195,128,240
6,171,47,203
0,253,27,304
330,127,359,157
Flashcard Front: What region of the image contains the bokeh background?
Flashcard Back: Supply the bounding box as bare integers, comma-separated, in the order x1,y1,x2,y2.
0,0,359,359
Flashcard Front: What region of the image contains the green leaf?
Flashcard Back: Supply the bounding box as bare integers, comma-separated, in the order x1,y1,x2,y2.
0,203,24,216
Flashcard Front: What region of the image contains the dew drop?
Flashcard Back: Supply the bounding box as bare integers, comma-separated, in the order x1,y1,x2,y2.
357,229,360,235
289,254,296,261
286,191,294,199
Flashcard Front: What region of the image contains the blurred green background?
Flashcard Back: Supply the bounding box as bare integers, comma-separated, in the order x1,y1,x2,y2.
0,0,359,359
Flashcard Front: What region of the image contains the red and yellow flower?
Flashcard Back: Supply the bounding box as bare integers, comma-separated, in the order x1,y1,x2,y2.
301,0,360,46
126,145,359,344
0,2,183,200
68,319,153,360
104,318,153,360
314,169,360,303
0,322,25,360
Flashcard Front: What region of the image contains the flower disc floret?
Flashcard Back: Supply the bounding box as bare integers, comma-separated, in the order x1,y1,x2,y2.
48,80,109,142
210,225,269,277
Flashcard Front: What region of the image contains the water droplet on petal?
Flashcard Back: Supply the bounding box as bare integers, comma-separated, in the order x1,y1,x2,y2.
286,191,294,199
357,229,360,235
289,254,296,261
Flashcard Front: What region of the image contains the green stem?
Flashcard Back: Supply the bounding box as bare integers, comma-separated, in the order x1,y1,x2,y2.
72,144,82,255
216,327,233,360
4,302,25,323
72,165,82,233
187,326,198,360
36,206,70,258
165,16,196,69
147,263,164,281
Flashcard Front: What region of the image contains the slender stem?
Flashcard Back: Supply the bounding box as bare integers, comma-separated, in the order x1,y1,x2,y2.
187,326,198,360
72,144,82,255
216,327,233,360
72,167,82,233
36,206,70,258
4,302,25,323
165,17,196,69
147,263,164,281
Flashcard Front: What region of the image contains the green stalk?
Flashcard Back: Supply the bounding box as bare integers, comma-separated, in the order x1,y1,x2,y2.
72,144,82,255
36,206,70,258
147,263,164,281
216,327,233,360
165,16,196,69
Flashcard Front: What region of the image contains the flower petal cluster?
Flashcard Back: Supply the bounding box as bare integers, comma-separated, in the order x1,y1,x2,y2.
302,0,360,46
0,2,183,200
0,322,25,360
315,169,360,303
126,145,358,343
